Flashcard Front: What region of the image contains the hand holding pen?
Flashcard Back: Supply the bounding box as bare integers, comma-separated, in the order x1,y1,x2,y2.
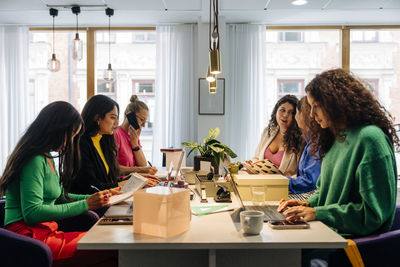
86,185,122,210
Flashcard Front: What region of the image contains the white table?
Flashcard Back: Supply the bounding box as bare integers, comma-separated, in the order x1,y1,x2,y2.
78,191,347,267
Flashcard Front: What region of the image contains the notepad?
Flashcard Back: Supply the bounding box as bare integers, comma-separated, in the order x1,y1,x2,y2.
191,205,230,216
109,173,147,205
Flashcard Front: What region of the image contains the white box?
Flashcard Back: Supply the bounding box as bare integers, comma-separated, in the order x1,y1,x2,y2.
133,186,191,238
234,174,289,201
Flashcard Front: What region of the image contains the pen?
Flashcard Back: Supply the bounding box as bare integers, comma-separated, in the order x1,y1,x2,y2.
147,161,153,167
90,185,101,192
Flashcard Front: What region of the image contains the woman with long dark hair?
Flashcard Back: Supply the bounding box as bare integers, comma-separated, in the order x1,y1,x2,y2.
251,94,302,176
279,69,399,239
286,96,321,194
0,101,118,262
70,95,121,194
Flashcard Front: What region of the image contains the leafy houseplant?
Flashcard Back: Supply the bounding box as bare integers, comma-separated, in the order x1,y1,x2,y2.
182,128,237,174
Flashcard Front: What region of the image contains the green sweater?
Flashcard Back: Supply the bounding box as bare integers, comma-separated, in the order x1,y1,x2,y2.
5,155,90,226
307,125,397,238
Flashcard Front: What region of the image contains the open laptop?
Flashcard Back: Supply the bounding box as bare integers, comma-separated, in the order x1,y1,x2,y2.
229,176,286,222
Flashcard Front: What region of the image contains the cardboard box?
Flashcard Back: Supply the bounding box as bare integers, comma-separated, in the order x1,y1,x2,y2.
133,186,191,238
181,167,196,184
233,174,289,201
194,175,232,197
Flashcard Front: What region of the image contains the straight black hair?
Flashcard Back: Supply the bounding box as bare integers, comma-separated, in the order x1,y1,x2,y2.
0,101,84,197
81,95,120,182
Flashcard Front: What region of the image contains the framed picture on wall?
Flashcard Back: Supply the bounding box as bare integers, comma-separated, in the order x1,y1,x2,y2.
198,78,225,115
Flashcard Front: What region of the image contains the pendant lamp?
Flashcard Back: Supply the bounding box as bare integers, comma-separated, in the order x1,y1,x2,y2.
47,8,60,72
71,6,83,61
209,0,221,75
103,8,116,81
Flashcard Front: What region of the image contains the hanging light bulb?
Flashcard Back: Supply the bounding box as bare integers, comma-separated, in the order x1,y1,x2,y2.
47,8,60,72
103,8,116,81
209,30,221,74
209,78,217,94
206,65,216,82
208,0,221,75
71,6,83,61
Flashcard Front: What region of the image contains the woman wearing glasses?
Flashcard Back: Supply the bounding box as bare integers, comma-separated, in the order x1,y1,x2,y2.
250,95,303,176
114,95,158,176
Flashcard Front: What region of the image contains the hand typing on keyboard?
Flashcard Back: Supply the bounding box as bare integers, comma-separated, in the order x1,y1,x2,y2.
277,199,309,213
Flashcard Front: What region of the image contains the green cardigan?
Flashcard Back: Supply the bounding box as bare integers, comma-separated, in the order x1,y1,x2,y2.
307,125,397,238
5,155,90,226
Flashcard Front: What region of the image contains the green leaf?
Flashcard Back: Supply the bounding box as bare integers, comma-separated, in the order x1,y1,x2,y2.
209,144,224,153
186,146,200,157
204,128,220,144
181,142,199,148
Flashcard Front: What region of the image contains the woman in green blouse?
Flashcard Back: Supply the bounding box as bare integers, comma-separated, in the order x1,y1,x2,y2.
0,101,119,263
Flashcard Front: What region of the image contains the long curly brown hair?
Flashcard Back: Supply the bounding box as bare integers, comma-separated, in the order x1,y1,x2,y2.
305,68,400,159
267,95,302,154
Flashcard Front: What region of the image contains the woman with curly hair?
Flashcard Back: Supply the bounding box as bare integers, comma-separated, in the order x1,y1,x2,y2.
251,94,302,176
279,68,399,239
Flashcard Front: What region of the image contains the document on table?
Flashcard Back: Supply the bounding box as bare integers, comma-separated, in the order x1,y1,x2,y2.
109,173,147,205
191,204,232,216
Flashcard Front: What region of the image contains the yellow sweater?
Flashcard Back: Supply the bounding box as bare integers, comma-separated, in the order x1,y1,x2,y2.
91,134,109,174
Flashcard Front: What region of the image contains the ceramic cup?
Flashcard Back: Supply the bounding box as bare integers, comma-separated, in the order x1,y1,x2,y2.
240,210,264,235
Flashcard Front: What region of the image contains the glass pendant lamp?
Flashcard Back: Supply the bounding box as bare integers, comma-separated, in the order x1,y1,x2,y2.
103,8,116,81
71,6,83,61
47,8,60,72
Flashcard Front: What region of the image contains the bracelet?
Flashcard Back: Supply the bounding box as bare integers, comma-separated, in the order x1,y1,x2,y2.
132,146,140,151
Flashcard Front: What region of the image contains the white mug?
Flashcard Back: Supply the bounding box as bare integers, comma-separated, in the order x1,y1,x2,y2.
240,210,264,235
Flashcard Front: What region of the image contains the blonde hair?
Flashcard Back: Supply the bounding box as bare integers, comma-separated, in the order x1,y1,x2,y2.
124,95,148,117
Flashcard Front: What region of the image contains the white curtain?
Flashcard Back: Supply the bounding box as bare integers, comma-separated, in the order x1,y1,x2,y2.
0,26,30,173
152,25,198,166
225,24,267,162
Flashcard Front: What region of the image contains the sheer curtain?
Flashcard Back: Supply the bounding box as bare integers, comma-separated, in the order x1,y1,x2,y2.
152,25,198,166
225,24,267,161
0,26,30,173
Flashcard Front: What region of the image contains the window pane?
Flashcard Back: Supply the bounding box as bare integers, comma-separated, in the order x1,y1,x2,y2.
95,30,156,159
350,29,400,124
29,31,87,117
265,30,340,118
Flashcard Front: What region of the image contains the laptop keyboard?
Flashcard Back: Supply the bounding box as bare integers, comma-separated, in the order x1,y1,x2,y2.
245,205,286,221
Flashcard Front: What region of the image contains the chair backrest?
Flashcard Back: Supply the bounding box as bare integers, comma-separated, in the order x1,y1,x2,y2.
0,199,5,227
390,205,400,231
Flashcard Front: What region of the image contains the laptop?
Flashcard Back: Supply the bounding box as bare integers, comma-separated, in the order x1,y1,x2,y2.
228,176,286,222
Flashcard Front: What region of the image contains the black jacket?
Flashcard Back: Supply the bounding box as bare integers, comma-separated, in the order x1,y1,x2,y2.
70,135,118,194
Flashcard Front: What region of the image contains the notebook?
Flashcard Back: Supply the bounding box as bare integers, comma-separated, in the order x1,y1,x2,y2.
228,176,286,222
108,173,147,205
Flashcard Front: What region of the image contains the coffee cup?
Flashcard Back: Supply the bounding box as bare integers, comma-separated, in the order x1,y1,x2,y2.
240,210,264,235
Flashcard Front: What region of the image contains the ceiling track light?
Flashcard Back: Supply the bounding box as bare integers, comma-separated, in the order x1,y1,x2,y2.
103,8,116,82
71,6,83,61
47,8,60,72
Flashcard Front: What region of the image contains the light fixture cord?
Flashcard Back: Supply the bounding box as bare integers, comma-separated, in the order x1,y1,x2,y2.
52,15,55,54
213,0,219,50
76,13,78,35
209,0,212,51
108,15,111,64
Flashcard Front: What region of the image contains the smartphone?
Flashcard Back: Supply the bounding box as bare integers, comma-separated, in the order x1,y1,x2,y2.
267,220,310,229
126,112,140,130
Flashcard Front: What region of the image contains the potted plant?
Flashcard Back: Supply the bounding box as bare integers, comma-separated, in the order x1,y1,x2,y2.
182,128,237,174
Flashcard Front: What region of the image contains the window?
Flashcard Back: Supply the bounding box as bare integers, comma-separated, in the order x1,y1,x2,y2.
97,79,117,99
95,30,156,159
28,30,87,114
265,29,341,121
350,29,400,123
279,32,303,42
351,31,379,43
277,80,304,98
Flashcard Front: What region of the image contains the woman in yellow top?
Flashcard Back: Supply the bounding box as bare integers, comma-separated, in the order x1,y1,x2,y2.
70,95,158,199
251,95,302,176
